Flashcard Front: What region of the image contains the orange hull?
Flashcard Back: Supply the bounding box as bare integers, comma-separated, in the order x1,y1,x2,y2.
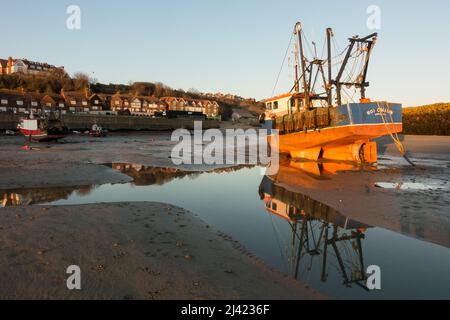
269,123,402,163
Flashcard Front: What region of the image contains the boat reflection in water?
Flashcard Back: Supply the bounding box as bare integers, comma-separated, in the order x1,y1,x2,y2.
277,154,377,179
259,175,372,290
1,186,94,208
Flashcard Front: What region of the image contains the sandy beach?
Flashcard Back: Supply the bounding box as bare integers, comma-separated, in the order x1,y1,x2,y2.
0,132,449,299
0,132,325,299
0,202,323,300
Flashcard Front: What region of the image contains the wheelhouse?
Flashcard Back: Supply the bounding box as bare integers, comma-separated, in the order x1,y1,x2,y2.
265,93,306,117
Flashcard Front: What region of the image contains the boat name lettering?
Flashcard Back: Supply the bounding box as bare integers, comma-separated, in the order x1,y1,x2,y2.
366,107,394,116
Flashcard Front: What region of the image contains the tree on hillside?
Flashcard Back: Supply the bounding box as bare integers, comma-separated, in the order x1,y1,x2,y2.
131,82,156,96
154,82,172,98
73,72,91,91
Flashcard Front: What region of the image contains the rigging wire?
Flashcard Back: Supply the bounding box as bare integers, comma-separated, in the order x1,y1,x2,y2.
271,33,294,97
266,210,290,272
378,101,416,166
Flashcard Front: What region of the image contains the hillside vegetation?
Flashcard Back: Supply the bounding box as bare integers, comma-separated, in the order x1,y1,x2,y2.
403,103,450,136
0,72,264,120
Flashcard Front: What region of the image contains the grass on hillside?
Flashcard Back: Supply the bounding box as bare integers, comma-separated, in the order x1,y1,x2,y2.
403,103,450,136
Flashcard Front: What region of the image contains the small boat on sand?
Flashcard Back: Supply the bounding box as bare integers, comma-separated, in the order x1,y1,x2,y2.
89,124,108,137
17,112,68,142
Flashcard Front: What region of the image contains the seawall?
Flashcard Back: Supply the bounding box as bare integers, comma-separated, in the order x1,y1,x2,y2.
0,113,220,131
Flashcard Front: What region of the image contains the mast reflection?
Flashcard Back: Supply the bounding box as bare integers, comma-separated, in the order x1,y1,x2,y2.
259,176,372,290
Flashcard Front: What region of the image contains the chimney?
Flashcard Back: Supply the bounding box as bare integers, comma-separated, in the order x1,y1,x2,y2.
7,57,13,74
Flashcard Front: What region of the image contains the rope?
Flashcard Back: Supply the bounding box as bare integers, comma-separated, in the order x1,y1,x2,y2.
377,101,415,166
272,33,294,97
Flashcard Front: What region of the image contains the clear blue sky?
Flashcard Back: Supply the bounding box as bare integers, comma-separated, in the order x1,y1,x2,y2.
1,0,449,106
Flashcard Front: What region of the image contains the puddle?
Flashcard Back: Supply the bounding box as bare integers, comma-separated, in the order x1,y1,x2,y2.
378,155,450,169
375,182,441,191
1,163,450,299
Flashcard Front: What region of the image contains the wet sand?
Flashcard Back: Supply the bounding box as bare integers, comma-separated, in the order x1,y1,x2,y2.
0,132,449,299
266,135,450,249
0,202,323,300
0,132,324,299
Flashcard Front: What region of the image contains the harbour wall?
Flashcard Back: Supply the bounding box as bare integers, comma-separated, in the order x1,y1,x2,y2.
0,113,220,131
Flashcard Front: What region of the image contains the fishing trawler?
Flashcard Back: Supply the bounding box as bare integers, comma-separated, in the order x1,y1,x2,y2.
263,22,402,163
17,112,68,142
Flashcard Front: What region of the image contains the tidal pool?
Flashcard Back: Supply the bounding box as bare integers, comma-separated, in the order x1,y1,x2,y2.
1,164,450,299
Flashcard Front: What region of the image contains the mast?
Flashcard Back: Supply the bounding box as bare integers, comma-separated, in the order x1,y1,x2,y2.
294,39,300,112
326,28,333,106
295,22,310,110
334,33,378,106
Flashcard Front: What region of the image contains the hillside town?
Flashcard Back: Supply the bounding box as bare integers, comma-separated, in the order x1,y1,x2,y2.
0,56,221,119
0,88,221,119
0,56,64,75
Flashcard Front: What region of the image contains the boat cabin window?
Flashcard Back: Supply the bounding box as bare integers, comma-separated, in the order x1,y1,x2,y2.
266,102,272,110
273,101,279,110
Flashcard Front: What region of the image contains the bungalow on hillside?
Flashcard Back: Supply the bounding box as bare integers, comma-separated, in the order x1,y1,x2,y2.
202,100,220,118
89,93,104,112
110,93,131,113
126,96,168,116
0,59,7,75
186,100,203,113
0,57,64,75
0,90,27,113
61,88,96,113
130,97,143,114
162,97,187,112
0,90,66,114
40,94,66,113
142,97,167,116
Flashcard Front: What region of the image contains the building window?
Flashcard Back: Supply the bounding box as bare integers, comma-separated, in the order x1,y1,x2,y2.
82,101,88,106
31,101,38,107
59,103,65,108
273,101,279,110
267,102,272,110
1,99,8,105
17,100,24,106
71,100,76,105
